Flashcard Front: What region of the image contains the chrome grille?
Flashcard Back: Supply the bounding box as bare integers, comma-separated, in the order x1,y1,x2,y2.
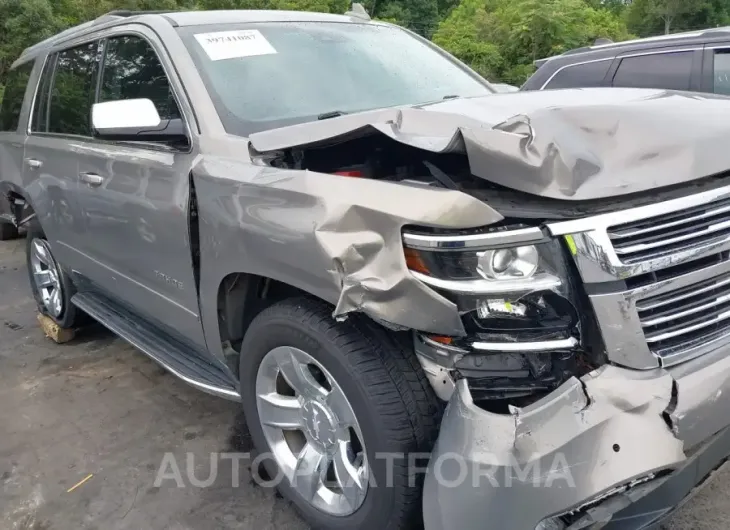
638,271,730,362
608,196,730,264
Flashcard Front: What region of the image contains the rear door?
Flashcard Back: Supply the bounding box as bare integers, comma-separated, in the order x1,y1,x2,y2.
608,47,702,92
23,41,100,271
701,43,730,95
0,61,36,219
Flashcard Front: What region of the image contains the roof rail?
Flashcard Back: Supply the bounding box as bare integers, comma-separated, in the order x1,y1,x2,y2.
99,9,173,18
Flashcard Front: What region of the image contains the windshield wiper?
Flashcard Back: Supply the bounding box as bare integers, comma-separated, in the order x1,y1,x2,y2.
442,94,460,100
317,110,349,120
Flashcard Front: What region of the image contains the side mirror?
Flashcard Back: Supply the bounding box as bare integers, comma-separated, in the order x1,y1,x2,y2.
91,99,187,144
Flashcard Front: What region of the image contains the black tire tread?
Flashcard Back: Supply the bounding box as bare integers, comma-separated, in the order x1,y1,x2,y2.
247,296,443,529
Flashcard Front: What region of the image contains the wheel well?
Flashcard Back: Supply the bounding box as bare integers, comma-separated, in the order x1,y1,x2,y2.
1,189,34,227
217,273,311,375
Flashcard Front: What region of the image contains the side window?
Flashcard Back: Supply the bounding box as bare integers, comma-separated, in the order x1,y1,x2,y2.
100,35,180,121
544,60,612,89
48,42,98,136
714,51,730,95
612,51,693,91
31,55,56,133
0,61,34,132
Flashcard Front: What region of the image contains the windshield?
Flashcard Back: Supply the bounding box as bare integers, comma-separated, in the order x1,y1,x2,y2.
178,22,493,135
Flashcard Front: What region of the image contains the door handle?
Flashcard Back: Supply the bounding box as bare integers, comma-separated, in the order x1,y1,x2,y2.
25,158,43,170
79,172,104,187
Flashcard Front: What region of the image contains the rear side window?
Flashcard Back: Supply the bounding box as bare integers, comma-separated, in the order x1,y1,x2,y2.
100,35,180,120
48,42,98,136
612,51,693,91
0,62,34,132
544,60,612,89
714,51,730,95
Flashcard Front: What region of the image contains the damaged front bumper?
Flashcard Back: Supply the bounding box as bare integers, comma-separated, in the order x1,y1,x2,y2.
423,342,730,530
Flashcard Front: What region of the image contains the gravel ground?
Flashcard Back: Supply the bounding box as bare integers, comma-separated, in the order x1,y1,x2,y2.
0,237,729,530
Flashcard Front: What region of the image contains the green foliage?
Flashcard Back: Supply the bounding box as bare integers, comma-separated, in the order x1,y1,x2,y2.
627,0,730,37
0,0,58,79
435,0,632,85
1,0,730,94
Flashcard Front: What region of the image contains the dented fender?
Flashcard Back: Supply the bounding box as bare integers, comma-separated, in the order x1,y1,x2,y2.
192,152,501,361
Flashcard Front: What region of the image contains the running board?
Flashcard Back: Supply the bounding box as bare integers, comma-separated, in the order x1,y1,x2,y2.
71,292,240,401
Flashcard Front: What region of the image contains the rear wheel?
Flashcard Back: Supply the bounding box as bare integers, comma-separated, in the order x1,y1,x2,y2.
26,222,81,328
239,297,441,530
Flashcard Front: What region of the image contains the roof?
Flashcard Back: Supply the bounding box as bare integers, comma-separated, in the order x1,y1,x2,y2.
165,9,363,26
538,26,730,66
15,8,371,64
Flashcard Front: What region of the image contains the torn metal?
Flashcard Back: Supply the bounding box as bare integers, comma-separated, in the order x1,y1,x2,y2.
249,88,730,201
424,342,730,530
192,150,501,344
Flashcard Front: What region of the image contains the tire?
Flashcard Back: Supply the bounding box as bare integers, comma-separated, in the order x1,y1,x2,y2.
239,297,441,530
25,221,81,328
0,221,18,241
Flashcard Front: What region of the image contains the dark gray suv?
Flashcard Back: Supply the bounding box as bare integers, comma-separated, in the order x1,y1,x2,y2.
522,27,730,94
5,8,730,530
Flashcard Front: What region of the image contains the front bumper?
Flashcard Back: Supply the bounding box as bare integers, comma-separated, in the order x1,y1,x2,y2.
423,342,730,530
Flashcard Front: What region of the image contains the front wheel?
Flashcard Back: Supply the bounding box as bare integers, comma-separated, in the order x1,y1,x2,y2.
239,297,441,530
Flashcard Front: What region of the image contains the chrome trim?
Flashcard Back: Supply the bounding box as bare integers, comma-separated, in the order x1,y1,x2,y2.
618,47,702,59
588,254,730,369
546,182,730,283
410,270,562,295
636,275,730,312
470,337,578,352
26,53,49,135
549,184,730,237
539,57,614,90
613,217,730,256
644,310,730,343
608,201,730,240
539,48,702,91
640,293,730,327
402,226,545,251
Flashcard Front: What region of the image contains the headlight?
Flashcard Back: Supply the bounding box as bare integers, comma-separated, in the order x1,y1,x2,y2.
402,227,578,345
479,246,538,279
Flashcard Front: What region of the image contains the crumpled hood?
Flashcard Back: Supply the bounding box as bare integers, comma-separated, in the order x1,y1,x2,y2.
249,88,730,200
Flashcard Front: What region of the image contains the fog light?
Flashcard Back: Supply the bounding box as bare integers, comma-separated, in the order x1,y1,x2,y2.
479,246,538,280
476,299,527,318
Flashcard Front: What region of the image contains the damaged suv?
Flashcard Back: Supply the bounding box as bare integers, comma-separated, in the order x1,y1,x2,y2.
4,7,730,530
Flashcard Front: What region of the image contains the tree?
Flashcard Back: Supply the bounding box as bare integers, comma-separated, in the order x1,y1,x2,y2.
650,0,704,34
0,0,58,81
363,0,440,37
626,0,723,36
435,0,632,85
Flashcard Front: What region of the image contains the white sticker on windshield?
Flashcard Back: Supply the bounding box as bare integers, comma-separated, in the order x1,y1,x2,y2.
194,30,277,61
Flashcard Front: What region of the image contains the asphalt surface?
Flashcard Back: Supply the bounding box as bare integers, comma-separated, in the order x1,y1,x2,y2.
0,236,729,530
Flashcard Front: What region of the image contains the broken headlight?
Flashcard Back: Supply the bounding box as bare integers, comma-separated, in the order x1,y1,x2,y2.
404,227,584,408
403,231,578,342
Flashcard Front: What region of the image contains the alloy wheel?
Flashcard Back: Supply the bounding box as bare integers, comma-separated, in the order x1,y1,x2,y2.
29,238,63,318
255,346,369,516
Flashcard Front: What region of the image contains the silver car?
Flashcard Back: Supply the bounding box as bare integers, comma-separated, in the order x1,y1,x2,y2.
3,8,730,530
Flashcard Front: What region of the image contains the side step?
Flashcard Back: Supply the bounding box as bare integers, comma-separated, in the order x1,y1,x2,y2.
71,292,240,401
